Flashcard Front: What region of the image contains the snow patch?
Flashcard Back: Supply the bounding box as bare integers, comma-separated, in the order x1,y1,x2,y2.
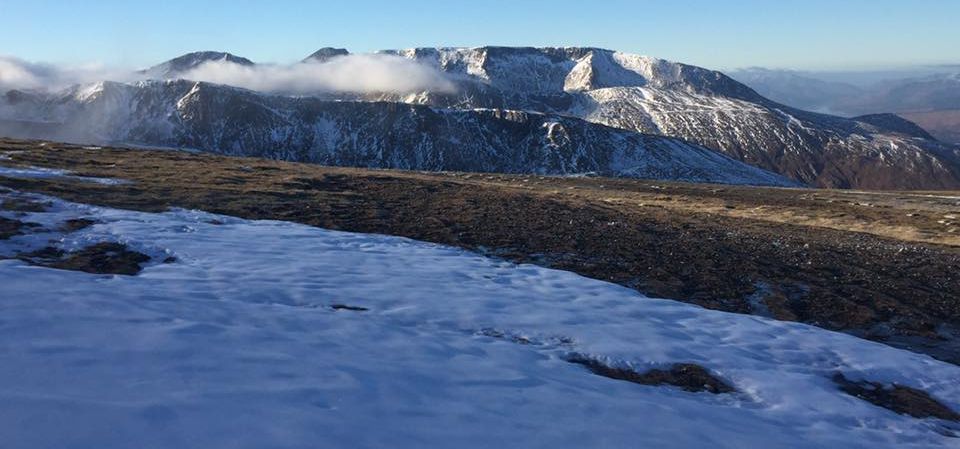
0,165,129,185
0,190,957,447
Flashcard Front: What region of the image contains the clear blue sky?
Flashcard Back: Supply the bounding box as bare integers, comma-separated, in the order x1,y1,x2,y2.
2,0,958,70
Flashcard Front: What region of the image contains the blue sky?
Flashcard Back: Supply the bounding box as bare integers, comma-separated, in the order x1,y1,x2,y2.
1,0,957,70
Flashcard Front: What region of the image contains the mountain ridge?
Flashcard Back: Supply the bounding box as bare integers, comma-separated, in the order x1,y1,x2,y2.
0,79,797,186
3,46,959,189
363,46,960,189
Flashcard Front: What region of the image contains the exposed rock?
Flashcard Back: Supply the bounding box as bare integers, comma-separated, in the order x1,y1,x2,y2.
18,242,150,275
833,373,960,421
1,198,50,212
566,354,734,394
61,218,96,232
330,304,369,312
0,216,29,240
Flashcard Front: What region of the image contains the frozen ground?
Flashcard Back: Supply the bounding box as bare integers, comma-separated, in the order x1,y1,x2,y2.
1,187,959,448
0,164,129,185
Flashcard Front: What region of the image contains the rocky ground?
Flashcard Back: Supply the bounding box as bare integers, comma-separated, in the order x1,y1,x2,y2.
1,137,958,363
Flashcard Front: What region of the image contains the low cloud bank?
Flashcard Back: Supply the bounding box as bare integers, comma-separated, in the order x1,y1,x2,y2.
179,54,456,94
0,56,139,92
1,53,456,95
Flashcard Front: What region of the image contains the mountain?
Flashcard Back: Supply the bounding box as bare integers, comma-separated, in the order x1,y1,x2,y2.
360,47,960,190
839,73,960,145
727,68,863,114
0,80,796,186
303,47,350,63
900,110,960,145
852,113,937,140
835,72,960,115
731,68,960,145
4,47,960,189
142,51,255,79
728,68,960,116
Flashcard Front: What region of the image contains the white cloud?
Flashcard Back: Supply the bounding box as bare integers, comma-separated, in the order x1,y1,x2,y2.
178,54,457,95
0,53,456,95
0,56,141,92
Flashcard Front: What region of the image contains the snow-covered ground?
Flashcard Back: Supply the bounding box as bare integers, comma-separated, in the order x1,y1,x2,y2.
1,187,959,448
0,165,129,185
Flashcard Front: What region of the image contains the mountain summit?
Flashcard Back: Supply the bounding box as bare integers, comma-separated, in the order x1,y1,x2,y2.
143,51,255,79
303,47,350,63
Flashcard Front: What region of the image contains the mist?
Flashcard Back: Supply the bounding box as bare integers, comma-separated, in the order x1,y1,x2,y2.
178,54,456,95
0,56,141,92
1,53,457,96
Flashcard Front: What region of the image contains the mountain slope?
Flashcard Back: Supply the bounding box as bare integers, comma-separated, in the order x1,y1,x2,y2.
142,51,255,79
0,80,796,186
370,47,960,189
303,47,350,63
853,113,938,140
901,110,960,145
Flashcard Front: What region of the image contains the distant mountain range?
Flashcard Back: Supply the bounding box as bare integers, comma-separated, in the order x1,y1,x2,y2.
730,68,960,145
726,68,863,114
2,48,960,189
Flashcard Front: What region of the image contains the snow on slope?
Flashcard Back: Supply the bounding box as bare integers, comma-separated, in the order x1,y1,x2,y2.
380,47,960,189
1,188,958,448
0,80,799,186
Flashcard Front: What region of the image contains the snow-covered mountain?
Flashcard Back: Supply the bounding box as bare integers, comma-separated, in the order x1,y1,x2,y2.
364,47,960,189
0,80,796,186
141,51,255,79
4,47,959,189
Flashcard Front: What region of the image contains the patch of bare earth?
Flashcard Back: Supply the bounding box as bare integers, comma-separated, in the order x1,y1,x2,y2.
833,373,960,422
1,138,959,363
330,304,369,312
566,354,735,394
0,216,33,240
18,242,151,275
1,197,50,213
61,218,96,233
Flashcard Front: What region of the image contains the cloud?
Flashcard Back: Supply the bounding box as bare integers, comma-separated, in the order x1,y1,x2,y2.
178,54,457,95
0,57,57,91
0,53,456,96
0,56,142,92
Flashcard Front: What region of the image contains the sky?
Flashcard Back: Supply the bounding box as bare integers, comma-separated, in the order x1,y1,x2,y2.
1,0,958,71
